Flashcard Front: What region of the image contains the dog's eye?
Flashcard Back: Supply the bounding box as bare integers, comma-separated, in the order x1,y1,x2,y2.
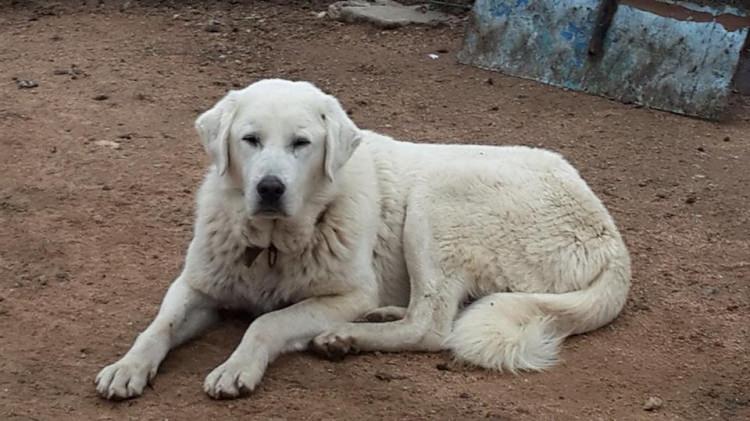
242,134,261,146
292,137,311,149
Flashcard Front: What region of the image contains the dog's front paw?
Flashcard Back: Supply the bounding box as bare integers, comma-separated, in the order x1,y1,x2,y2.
310,331,359,361
95,357,157,400
203,358,265,400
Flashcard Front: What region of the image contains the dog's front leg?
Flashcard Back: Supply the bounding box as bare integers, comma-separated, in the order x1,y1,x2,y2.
311,188,463,357
96,276,218,400
203,292,371,399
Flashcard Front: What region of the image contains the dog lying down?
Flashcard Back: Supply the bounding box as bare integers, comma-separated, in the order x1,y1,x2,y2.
96,79,631,400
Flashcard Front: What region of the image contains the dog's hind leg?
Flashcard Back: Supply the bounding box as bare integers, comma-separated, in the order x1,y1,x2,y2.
312,188,463,357
95,274,218,400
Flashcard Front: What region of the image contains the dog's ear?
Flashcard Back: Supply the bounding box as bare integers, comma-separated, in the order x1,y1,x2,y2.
195,91,240,176
322,95,362,182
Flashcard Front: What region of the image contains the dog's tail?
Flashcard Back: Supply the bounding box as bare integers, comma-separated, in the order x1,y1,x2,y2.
444,256,630,372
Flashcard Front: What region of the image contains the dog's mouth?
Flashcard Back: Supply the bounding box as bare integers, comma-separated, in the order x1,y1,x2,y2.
253,207,288,219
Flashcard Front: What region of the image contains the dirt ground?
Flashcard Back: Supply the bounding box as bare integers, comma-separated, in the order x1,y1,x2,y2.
0,1,748,420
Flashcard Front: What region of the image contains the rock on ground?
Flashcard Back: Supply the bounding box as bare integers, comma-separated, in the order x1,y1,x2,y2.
328,0,452,29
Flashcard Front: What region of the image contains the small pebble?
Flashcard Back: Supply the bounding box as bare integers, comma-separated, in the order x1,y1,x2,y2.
205,19,222,32
16,80,38,89
374,371,406,382
93,94,109,101
643,396,663,411
93,140,121,149
703,287,719,295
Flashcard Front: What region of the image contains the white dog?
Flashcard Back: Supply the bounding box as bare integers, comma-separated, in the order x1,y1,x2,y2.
95,79,631,400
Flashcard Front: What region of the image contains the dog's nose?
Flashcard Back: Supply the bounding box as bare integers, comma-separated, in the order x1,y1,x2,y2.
257,176,286,202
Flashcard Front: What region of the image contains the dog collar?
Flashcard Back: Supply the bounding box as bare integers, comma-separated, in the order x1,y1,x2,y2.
244,244,278,268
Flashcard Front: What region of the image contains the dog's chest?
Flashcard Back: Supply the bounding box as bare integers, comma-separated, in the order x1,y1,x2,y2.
203,246,307,313
199,227,345,315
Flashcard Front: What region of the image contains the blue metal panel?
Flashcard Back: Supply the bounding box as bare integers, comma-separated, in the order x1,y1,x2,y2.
458,0,749,119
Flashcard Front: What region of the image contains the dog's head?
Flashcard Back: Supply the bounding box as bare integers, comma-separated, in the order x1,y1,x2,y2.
195,79,361,219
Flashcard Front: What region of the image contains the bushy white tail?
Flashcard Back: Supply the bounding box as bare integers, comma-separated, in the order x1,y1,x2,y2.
444,261,630,372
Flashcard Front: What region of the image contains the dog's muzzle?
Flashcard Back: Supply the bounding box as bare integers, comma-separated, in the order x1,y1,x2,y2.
256,175,286,213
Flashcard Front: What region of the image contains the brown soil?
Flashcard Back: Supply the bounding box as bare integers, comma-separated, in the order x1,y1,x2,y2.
1,1,748,420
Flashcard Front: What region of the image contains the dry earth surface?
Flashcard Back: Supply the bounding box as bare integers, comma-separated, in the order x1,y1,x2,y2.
0,1,748,420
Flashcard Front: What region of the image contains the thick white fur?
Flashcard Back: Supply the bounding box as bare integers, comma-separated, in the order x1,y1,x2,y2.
95,79,630,400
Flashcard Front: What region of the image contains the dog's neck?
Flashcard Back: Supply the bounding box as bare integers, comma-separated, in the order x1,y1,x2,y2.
244,200,331,256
